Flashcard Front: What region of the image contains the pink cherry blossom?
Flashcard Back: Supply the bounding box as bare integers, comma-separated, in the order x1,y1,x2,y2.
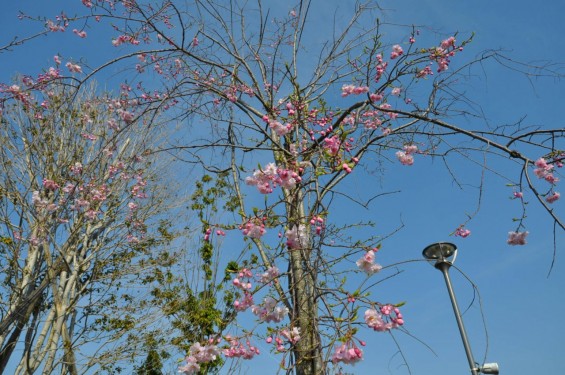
356,250,382,275
332,341,364,364
454,226,471,238
364,308,388,331
178,356,199,375
535,157,550,169
286,224,307,249
507,231,529,245
72,29,87,38
416,65,433,78
32,191,48,208
65,62,82,73
223,337,260,359
280,327,301,344
245,163,278,193
190,342,221,363
234,292,254,311
84,209,99,221
369,93,383,102
546,191,560,204
323,135,341,156
375,61,388,82
251,297,289,323
240,219,266,238
278,168,301,189
259,266,280,283
341,84,369,97
390,44,404,59
309,215,325,235
178,342,221,374
440,36,456,49
268,118,293,136
396,144,418,166
545,174,559,184
513,191,523,199
365,305,404,332
42,178,59,191
391,87,401,96
395,151,414,166
118,109,135,124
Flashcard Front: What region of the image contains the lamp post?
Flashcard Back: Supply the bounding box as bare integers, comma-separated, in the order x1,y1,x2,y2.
422,242,499,375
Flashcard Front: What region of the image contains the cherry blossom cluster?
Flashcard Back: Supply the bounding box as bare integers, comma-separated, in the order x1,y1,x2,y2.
365,305,404,332
251,296,289,323
279,327,301,345
374,53,388,82
32,176,116,225
204,227,226,241
534,157,560,185
454,225,471,238
533,157,561,204
266,327,301,352
232,269,253,291
396,144,418,166
360,109,386,131
356,249,382,275
259,266,280,283
341,84,369,97
112,34,141,47
309,215,325,235
222,336,260,359
240,218,267,239
285,224,308,249
45,13,69,33
264,116,294,136
507,231,529,246
232,268,254,311
178,341,222,375
390,44,404,59
245,163,301,193
429,36,463,72
331,340,364,364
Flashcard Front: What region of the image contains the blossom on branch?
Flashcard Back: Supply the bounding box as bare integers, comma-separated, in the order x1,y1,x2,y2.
365,305,404,332
332,340,364,364
356,249,382,275
454,226,471,238
507,231,529,245
65,62,82,73
251,296,289,323
390,44,404,59
341,84,369,97
396,144,418,166
285,224,307,249
546,191,560,203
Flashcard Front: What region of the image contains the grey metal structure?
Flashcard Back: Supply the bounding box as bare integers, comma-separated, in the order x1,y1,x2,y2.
422,242,499,375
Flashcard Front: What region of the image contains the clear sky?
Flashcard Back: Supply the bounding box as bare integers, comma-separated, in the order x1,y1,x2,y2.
1,1,564,374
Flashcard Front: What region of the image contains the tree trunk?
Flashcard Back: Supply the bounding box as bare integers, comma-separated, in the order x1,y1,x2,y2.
286,186,324,375
289,248,324,375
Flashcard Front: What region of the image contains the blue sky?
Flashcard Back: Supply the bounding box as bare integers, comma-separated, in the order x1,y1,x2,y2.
1,1,564,374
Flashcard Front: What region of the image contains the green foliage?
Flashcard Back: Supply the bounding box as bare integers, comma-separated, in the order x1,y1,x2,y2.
135,349,163,375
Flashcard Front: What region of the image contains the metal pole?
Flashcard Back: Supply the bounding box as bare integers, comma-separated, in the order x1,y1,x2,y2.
436,261,480,375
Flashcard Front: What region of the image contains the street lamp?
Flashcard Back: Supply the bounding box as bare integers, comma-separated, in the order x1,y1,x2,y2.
422,242,499,375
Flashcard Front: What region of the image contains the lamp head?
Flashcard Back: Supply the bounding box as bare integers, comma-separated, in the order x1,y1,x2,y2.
480,363,499,374
422,242,458,266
